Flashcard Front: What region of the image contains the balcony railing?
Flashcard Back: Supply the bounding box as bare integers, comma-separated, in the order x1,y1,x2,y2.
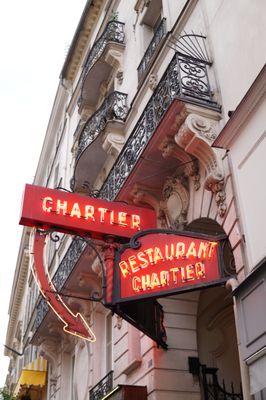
89,371,113,400
35,237,87,329
137,18,166,82
82,21,125,83
100,51,220,201
76,91,128,160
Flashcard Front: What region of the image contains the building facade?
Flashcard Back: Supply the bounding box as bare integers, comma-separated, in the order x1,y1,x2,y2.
4,1,266,399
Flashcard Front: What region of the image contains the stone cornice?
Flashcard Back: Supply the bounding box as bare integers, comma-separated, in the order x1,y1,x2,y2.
60,0,105,82
213,65,266,149
4,228,30,355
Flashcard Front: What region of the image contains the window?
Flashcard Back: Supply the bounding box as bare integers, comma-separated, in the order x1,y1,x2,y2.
137,0,165,82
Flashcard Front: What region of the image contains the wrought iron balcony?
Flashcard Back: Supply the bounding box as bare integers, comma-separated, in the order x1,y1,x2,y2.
35,237,87,329
76,91,128,161
100,51,220,201
137,18,166,83
89,371,113,400
82,21,125,83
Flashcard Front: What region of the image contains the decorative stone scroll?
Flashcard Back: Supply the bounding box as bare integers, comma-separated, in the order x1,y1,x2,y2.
102,130,125,157
174,113,227,217
130,177,189,230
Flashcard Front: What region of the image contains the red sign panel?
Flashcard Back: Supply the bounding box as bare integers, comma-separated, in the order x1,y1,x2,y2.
113,230,225,302
20,184,156,239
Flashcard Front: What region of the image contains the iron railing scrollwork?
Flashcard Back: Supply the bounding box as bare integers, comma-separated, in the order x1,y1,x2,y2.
35,298,49,329
35,237,87,329
76,91,128,160
82,21,125,82
100,51,219,201
178,54,213,103
188,358,243,400
89,371,113,400
137,18,166,82
201,366,243,400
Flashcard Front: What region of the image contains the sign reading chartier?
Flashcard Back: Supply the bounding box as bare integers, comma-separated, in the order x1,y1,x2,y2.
20,184,156,239
113,230,226,302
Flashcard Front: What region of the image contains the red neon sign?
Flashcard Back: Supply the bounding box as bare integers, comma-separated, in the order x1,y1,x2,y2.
113,230,225,302
20,184,156,238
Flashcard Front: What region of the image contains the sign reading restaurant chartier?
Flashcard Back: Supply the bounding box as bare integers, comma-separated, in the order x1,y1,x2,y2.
113,230,226,303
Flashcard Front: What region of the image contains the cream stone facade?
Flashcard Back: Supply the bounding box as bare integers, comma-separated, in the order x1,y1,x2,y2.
4,1,266,400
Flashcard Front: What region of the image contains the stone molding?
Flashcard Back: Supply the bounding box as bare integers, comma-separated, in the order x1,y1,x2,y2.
175,113,227,217
39,337,60,392
103,43,124,79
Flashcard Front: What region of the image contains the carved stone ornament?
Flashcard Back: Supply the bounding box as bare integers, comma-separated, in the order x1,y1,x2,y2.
158,135,200,191
102,131,125,156
160,174,190,230
104,46,123,70
115,315,123,330
130,184,162,226
175,113,227,217
116,69,124,85
148,73,158,91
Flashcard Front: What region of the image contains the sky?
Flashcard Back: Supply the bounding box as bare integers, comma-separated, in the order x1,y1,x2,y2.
0,0,87,387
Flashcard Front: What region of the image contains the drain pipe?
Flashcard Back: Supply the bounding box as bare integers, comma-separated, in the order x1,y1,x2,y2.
226,278,251,400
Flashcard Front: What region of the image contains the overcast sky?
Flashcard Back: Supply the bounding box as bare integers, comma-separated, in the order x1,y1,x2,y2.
0,0,87,387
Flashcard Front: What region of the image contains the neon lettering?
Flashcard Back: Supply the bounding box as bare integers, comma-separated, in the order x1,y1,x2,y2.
137,252,149,268
84,205,95,221
132,276,141,291
128,255,140,273
144,248,154,264
198,242,209,259
151,273,160,288
186,264,195,280
70,202,81,218
186,242,197,258
196,262,205,278
208,242,217,258
42,197,53,212
98,208,107,223
131,214,141,230
165,243,175,260
56,200,67,215
118,211,127,226
175,242,185,258
160,270,169,286
119,261,130,278
153,247,164,264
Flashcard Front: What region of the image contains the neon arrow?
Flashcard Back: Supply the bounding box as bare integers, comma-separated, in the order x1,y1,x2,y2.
33,230,96,341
